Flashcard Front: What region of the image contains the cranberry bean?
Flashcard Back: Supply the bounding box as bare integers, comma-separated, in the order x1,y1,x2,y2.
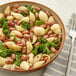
30,32,33,39
44,57,48,62
34,6,40,11
46,11,50,17
49,35,53,38
9,22,15,27
4,14,8,17
37,36,40,40
48,31,53,35
7,20,12,24
29,21,34,26
16,21,22,25
45,21,55,25
16,34,23,38
58,42,61,46
30,28,34,32
15,66,22,70
35,13,39,18
5,59,13,64
50,47,56,53
14,20,18,23
40,57,44,61
12,8,18,13
11,54,16,60
0,34,6,41
18,10,22,14
40,24,47,29
22,30,29,34
24,10,28,15
21,55,29,61
43,35,48,39
13,4,19,8
20,39,26,46
55,37,57,40
7,39,13,41
22,47,27,54
50,21,55,25
52,34,56,37
35,42,40,46
23,34,30,38
8,27,15,31
58,34,62,39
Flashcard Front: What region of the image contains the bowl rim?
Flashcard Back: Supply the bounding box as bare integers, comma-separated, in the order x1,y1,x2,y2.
0,1,66,72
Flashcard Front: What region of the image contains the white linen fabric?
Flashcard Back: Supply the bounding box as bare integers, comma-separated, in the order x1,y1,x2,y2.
43,14,76,76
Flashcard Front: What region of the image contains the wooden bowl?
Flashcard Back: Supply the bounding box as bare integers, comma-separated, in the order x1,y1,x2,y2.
0,1,65,72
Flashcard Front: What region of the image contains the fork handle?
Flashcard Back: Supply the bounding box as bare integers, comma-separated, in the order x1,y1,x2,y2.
66,37,75,76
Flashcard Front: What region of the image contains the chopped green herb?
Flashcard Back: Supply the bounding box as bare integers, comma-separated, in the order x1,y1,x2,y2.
13,35,17,43
2,21,10,37
1,17,10,37
54,38,61,43
14,53,22,66
32,38,59,55
0,40,13,57
25,5,34,15
21,12,26,16
1,17,7,26
39,37,47,43
21,21,31,30
34,20,45,25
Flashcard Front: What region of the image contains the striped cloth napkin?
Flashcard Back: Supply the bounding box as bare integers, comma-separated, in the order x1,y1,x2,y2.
43,13,76,76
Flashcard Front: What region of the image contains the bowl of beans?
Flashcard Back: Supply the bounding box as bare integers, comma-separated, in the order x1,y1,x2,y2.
0,1,65,72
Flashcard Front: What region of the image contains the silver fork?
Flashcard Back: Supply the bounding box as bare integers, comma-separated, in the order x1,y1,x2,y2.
66,13,76,76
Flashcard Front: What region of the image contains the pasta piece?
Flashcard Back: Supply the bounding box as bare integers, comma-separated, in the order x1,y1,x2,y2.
5,41,21,50
33,61,45,68
0,28,4,36
15,25,25,32
4,6,11,15
12,44,21,50
49,53,55,58
20,61,29,70
11,64,16,70
3,64,12,69
5,41,14,49
51,24,61,34
6,16,14,21
28,53,34,65
42,54,50,62
0,57,5,66
26,41,33,54
33,27,45,36
18,6,28,11
39,11,48,22
10,30,22,37
11,12,23,20
0,13,4,20
20,17,29,22
34,53,42,63
47,37,55,42
32,35,37,44
48,16,55,23
29,12,35,21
